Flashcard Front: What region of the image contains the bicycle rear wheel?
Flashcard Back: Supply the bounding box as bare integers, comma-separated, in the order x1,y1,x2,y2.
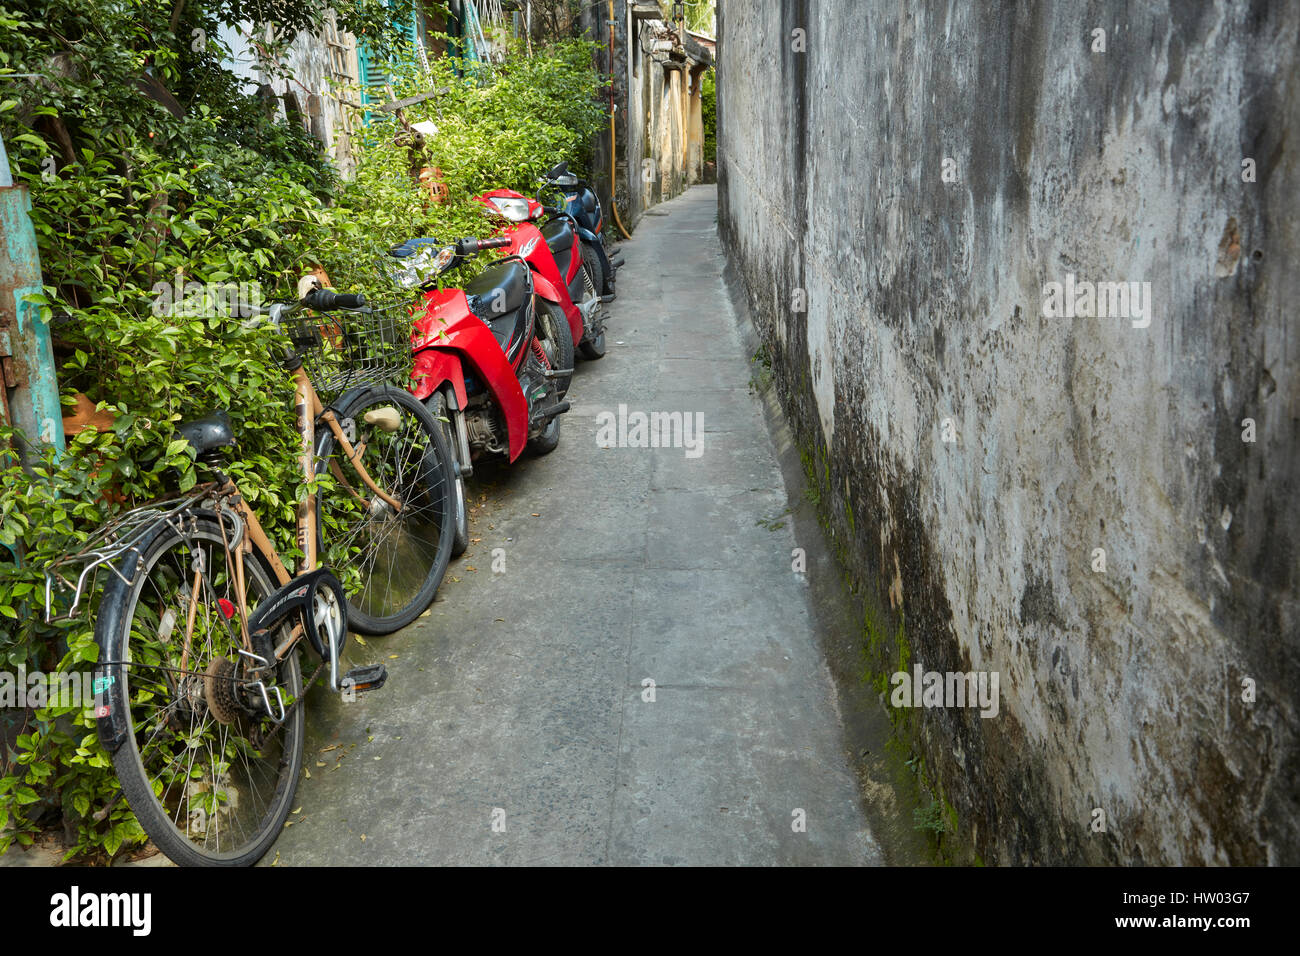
95,513,304,866
318,385,454,634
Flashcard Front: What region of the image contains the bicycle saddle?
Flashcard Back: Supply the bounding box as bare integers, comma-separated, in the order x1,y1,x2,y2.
176,410,237,456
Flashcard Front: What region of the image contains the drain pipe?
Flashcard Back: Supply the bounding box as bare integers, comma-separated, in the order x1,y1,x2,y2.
608,0,632,239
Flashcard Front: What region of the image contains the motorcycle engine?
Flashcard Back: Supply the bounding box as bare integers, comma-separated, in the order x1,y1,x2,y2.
464,400,507,456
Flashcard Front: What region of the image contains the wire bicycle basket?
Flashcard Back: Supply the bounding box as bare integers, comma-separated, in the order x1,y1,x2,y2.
283,302,414,399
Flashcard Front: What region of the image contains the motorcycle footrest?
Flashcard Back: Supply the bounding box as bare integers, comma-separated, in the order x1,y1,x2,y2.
341,664,388,695
541,366,574,378
599,294,616,303
531,401,570,423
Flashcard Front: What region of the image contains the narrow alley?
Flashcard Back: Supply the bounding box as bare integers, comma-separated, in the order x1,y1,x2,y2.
273,187,883,866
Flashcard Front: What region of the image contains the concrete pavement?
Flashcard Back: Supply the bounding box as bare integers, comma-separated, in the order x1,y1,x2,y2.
271,185,883,866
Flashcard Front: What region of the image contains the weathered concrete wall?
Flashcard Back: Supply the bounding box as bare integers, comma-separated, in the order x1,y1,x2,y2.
718,0,1299,864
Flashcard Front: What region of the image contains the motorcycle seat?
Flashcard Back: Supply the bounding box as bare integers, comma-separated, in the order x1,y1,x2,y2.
541,219,575,256
464,259,530,317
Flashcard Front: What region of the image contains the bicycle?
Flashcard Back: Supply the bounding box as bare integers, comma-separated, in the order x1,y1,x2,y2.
42,284,455,865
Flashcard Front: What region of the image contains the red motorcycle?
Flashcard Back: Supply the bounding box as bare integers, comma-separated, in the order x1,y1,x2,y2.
476,187,607,398
395,235,573,555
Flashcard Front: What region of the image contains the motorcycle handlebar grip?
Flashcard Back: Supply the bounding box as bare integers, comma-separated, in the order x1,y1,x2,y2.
304,289,367,311
459,236,512,256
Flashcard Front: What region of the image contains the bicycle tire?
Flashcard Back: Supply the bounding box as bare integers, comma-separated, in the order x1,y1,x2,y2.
427,391,469,558
317,385,454,634
96,513,304,867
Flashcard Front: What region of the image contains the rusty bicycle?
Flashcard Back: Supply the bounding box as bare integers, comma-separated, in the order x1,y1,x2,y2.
43,283,455,865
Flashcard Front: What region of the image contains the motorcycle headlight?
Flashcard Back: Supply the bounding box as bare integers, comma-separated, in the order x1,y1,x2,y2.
393,245,457,288
489,197,531,222
393,262,423,289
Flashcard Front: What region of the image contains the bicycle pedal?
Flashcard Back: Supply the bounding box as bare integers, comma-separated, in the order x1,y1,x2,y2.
341,664,388,695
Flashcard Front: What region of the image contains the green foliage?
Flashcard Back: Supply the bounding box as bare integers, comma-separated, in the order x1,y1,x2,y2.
0,1,604,861
657,0,714,36
913,799,947,834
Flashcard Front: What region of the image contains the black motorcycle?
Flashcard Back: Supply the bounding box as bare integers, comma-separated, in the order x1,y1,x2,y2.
539,160,624,300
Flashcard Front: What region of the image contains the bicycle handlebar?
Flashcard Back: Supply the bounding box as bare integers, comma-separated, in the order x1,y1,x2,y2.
303,288,367,311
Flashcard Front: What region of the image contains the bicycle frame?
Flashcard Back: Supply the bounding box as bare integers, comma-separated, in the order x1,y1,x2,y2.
45,362,400,677
201,363,402,666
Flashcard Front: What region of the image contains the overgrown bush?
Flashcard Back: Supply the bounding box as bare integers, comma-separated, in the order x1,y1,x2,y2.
0,0,605,861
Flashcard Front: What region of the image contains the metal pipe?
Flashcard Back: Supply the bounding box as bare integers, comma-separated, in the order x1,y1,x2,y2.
0,130,66,460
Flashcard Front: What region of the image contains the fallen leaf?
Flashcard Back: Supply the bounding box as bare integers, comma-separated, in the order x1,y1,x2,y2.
353,635,367,646
388,654,398,659
320,745,340,752
315,761,326,767
495,618,505,622
304,768,312,779
530,513,540,517
292,807,303,815
466,566,477,572
360,834,366,842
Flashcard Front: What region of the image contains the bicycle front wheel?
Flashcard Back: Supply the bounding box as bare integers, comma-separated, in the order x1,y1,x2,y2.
96,513,304,867
318,385,454,634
